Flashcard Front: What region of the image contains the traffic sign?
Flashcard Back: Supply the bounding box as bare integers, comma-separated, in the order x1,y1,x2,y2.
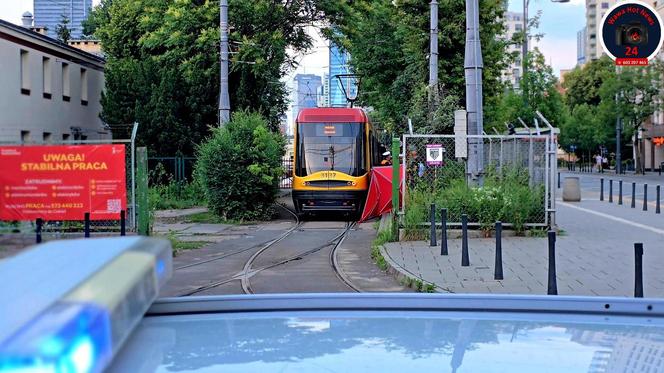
426,144,444,166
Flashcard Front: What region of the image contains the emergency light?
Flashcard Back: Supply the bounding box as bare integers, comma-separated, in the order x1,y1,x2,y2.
0,237,172,373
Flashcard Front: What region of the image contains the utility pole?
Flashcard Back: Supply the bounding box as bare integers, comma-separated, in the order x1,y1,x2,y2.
522,0,529,108
464,0,484,185
616,93,622,174
429,0,438,88
219,0,230,126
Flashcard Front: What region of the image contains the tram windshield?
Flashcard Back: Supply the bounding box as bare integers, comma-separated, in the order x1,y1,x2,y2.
296,122,365,176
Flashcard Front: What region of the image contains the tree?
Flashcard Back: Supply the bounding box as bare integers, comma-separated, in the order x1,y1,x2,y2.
89,0,323,155
55,14,72,43
318,0,511,134
562,57,613,109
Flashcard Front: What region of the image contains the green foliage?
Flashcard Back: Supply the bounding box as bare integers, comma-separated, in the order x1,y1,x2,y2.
89,0,321,155
55,15,72,43
319,0,510,134
195,111,285,221
148,181,205,210
166,230,210,257
404,167,544,234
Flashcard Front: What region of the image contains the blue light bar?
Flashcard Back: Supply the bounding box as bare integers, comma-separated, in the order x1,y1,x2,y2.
0,302,111,373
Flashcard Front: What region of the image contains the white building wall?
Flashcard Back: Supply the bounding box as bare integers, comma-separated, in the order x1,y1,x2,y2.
0,24,106,143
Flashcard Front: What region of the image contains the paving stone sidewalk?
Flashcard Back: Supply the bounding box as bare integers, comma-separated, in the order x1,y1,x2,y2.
383,197,664,297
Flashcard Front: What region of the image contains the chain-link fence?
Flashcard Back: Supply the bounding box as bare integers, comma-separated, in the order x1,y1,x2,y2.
0,125,138,249
400,134,555,228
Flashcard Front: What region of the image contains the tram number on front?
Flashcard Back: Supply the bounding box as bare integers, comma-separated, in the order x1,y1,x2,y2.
321,171,337,179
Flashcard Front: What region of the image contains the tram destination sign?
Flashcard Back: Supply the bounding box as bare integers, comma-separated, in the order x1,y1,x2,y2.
0,145,126,221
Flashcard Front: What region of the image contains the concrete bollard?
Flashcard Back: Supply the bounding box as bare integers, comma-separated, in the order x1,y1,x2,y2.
562,177,581,202
440,208,448,256
461,214,469,267
547,231,558,295
430,203,437,247
635,243,644,298
494,221,504,280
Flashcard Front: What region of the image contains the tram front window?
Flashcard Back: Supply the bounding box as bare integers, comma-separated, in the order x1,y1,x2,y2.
297,122,365,176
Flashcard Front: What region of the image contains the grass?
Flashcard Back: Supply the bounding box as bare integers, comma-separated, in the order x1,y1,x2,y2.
371,229,393,271
183,211,240,224
166,230,211,256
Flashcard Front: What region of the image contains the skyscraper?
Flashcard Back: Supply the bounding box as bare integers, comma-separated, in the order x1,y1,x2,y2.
291,74,322,127
328,41,356,107
500,11,525,88
34,0,93,39
577,27,586,65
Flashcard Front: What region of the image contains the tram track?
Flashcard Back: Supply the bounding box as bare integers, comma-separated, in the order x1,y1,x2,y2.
175,203,361,296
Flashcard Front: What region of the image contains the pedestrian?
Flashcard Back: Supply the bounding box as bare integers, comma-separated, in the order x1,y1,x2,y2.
595,153,603,173
380,151,392,166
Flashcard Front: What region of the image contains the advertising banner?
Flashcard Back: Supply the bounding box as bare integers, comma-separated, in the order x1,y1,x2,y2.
0,145,126,221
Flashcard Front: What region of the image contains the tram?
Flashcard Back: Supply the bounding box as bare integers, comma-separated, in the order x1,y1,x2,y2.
292,107,381,216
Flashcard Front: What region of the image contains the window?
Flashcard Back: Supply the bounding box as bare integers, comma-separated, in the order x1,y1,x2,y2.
601,2,609,8
20,131,30,143
43,132,52,143
62,62,70,101
62,133,70,141
80,68,88,106
515,24,523,31
20,50,30,95
42,57,52,99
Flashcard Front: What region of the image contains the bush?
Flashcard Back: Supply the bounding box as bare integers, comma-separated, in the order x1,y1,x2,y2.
195,111,285,221
149,180,205,210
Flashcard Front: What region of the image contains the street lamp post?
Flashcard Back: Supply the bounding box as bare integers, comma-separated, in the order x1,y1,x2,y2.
219,0,230,126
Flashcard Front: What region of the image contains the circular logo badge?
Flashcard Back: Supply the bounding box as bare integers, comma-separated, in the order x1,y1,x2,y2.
600,0,664,65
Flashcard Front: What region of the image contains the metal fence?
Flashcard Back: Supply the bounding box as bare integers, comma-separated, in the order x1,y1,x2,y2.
400,134,557,227
148,156,196,184
0,124,138,245
280,157,293,189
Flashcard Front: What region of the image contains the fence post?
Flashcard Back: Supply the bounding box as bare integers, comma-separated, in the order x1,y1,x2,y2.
430,203,437,247
494,221,503,280
643,184,648,211
120,210,126,236
461,214,469,266
440,208,448,255
600,178,604,201
35,218,43,244
619,180,623,205
137,147,150,236
84,212,90,238
657,185,661,214
392,137,400,241
547,230,558,295
632,182,636,208
635,243,644,298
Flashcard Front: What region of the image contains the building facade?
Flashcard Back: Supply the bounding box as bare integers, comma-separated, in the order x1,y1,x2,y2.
577,27,587,65
501,11,525,88
33,0,93,39
0,19,107,143
585,0,616,61
329,41,356,107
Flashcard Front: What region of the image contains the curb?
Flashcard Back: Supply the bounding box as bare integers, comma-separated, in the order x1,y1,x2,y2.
378,244,451,293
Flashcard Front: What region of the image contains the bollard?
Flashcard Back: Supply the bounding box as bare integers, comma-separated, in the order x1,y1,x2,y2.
461,214,469,267
84,212,90,238
35,218,43,244
547,230,558,295
600,178,604,201
634,243,644,298
610,180,616,202
557,172,561,189
494,221,504,280
430,204,437,247
440,208,448,255
643,184,648,211
619,180,623,205
120,210,126,236
657,186,661,214
632,182,636,208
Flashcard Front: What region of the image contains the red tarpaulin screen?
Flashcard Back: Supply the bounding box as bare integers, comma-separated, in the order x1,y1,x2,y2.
0,145,127,221
359,166,403,222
